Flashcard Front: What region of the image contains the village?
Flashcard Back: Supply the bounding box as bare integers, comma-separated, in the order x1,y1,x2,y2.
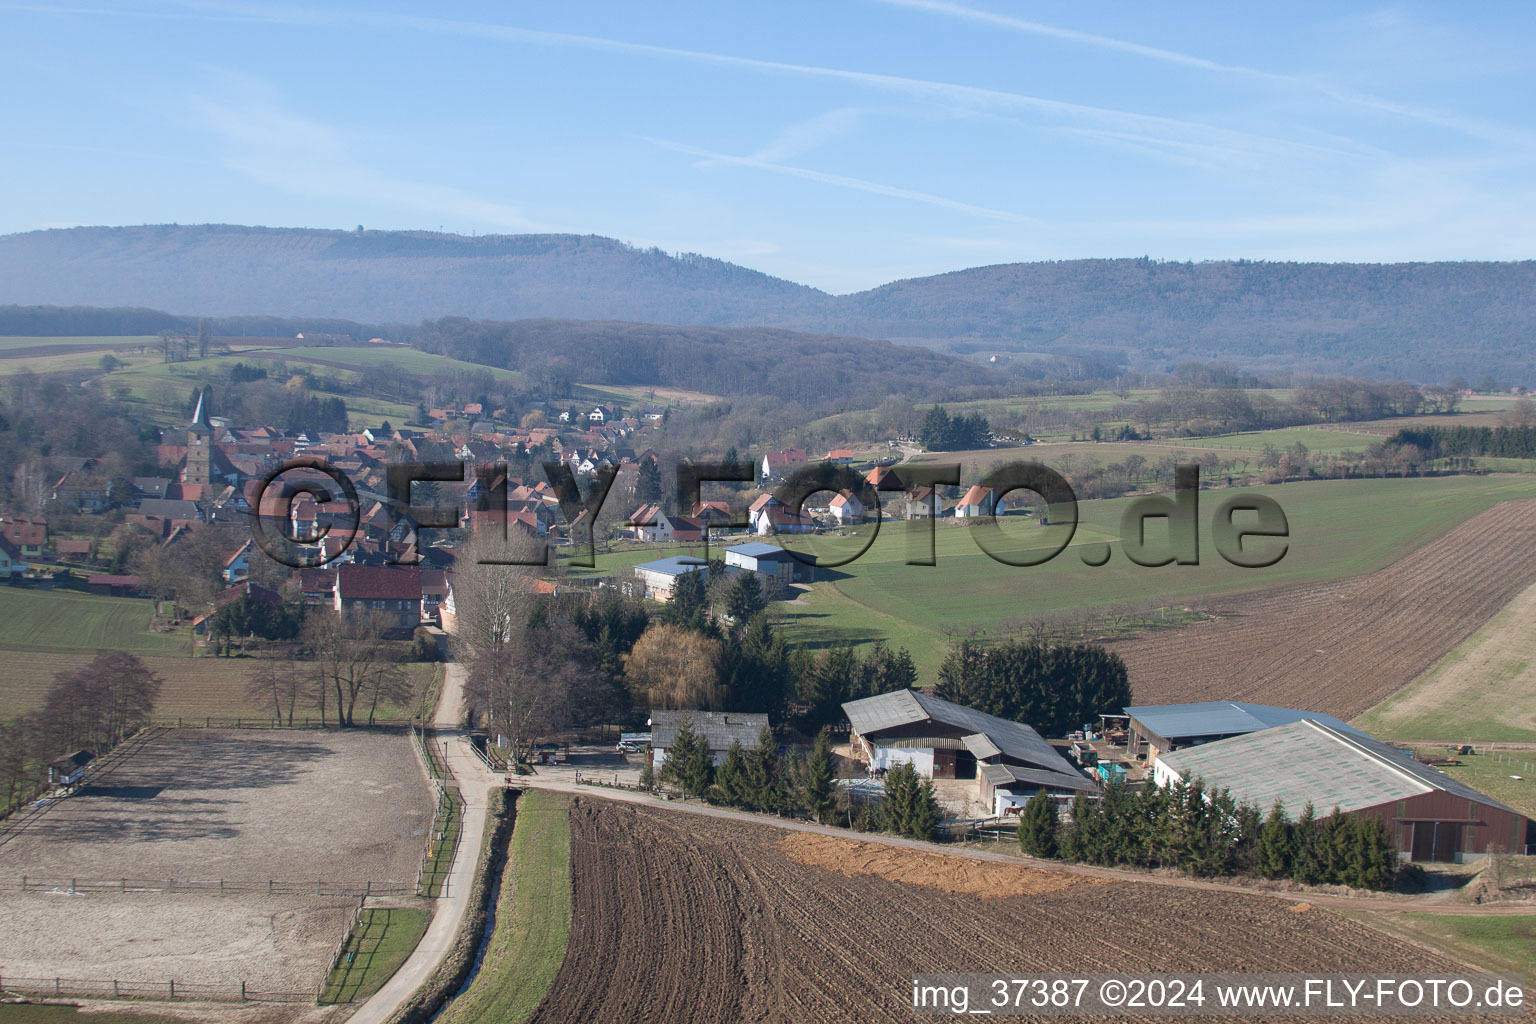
1,386,1529,879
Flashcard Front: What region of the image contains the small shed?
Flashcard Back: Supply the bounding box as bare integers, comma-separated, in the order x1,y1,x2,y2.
48,750,95,787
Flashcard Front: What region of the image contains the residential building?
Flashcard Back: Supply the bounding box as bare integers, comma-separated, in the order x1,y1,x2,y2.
334,565,422,629
649,710,768,768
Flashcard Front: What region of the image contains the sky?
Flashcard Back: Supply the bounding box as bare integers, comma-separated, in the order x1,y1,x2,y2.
3,0,1535,292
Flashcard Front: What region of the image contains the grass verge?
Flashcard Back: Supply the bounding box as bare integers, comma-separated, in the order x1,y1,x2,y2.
419,786,465,898
386,788,514,1024
319,906,433,1004
439,789,572,1024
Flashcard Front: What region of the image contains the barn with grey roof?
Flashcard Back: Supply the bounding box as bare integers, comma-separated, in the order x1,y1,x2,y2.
1155,719,1529,863
843,689,1096,816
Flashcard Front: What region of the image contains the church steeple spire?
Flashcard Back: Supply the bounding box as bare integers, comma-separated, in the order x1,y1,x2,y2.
190,387,212,433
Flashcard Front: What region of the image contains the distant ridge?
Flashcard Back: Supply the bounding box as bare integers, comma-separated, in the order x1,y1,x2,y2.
3,224,1535,380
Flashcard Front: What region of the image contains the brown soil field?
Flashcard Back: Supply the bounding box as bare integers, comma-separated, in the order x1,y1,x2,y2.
0,729,432,884
778,832,1111,897
0,729,434,1000
1112,498,1536,718
528,799,1466,1024
0,651,433,720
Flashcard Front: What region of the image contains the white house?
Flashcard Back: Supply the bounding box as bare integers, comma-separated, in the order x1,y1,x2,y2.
760,448,807,483
828,492,864,525
955,485,1005,518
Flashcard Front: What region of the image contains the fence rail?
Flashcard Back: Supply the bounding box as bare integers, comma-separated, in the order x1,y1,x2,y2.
0,973,312,1004
1,876,414,896
147,717,411,731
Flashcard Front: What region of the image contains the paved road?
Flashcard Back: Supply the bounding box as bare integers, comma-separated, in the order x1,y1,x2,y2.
348,662,494,1024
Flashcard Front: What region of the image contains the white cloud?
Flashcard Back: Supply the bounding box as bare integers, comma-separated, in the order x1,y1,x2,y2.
191,71,542,230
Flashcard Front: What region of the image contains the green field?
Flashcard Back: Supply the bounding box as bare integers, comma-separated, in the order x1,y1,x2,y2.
572,475,1536,676
1343,911,1536,978
318,905,432,1004
440,789,572,1024
1435,754,1536,820
0,588,186,655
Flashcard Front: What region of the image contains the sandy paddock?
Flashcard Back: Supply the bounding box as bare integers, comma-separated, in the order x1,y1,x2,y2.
0,728,432,884
0,728,434,993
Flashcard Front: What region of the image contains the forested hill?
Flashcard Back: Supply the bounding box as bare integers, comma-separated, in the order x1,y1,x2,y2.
4,224,1536,380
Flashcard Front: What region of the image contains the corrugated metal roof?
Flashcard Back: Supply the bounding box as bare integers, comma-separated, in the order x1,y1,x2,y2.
843,689,1077,777
1125,701,1366,741
650,710,768,751
961,732,1002,760
726,541,792,559
981,763,1100,794
1158,719,1520,818
634,556,708,577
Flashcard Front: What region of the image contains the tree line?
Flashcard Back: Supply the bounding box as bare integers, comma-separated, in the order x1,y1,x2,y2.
1391,424,1536,459
647,716,940,840
1016,780,1399,890
0,651,162,814
934,638,1131,738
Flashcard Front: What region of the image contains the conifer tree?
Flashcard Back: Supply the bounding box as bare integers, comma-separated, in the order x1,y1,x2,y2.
1258,800,1293,878
1016,789,1059,858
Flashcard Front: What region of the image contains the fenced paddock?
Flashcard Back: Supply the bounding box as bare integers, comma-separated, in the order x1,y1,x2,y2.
0,728,434,995
0,973,313,1003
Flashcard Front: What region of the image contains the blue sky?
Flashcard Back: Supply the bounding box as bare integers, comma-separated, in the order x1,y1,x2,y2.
4,1,1534,291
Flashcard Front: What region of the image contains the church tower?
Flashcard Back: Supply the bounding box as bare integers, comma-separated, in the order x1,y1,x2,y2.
184,388,214,487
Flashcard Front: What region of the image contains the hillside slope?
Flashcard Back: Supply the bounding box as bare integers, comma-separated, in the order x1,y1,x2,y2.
5,224,1536,379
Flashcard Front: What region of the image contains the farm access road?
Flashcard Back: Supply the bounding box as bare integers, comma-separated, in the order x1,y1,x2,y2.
347,661,493,1024
355,661,1527,1023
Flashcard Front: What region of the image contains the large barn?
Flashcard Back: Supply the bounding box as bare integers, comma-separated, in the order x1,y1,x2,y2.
1124,701,1364,763
843,689,1096,815
1155,719,1530,863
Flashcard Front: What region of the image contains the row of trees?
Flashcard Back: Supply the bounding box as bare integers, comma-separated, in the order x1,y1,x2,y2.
650,717,940,839
934,639,1131,738
919,406,991,451
1016,781,1399,890
0,651,162,813
1391,424,1536,459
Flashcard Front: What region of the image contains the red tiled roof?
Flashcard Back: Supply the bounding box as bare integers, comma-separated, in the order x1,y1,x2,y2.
336,565,421,601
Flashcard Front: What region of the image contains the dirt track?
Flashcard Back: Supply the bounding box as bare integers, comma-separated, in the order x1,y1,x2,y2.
1113,498,1536,718
528,799,1471,1024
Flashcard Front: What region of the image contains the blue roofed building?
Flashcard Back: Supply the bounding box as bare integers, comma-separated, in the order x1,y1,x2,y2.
723,541,816,585
1124,701,1366,764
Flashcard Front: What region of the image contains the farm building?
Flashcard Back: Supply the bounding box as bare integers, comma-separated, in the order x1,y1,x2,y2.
1155,719,1530,863
724,542,816,585
633,556,708,601
86,574,144,597
649,710,769,768
0,535,18,578
843,689,1095,816
48,750,94,787
1124,701,1364,763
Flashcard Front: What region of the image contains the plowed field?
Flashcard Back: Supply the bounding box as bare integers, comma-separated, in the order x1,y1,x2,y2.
1113,498,1536,718
528,799,1466,1023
